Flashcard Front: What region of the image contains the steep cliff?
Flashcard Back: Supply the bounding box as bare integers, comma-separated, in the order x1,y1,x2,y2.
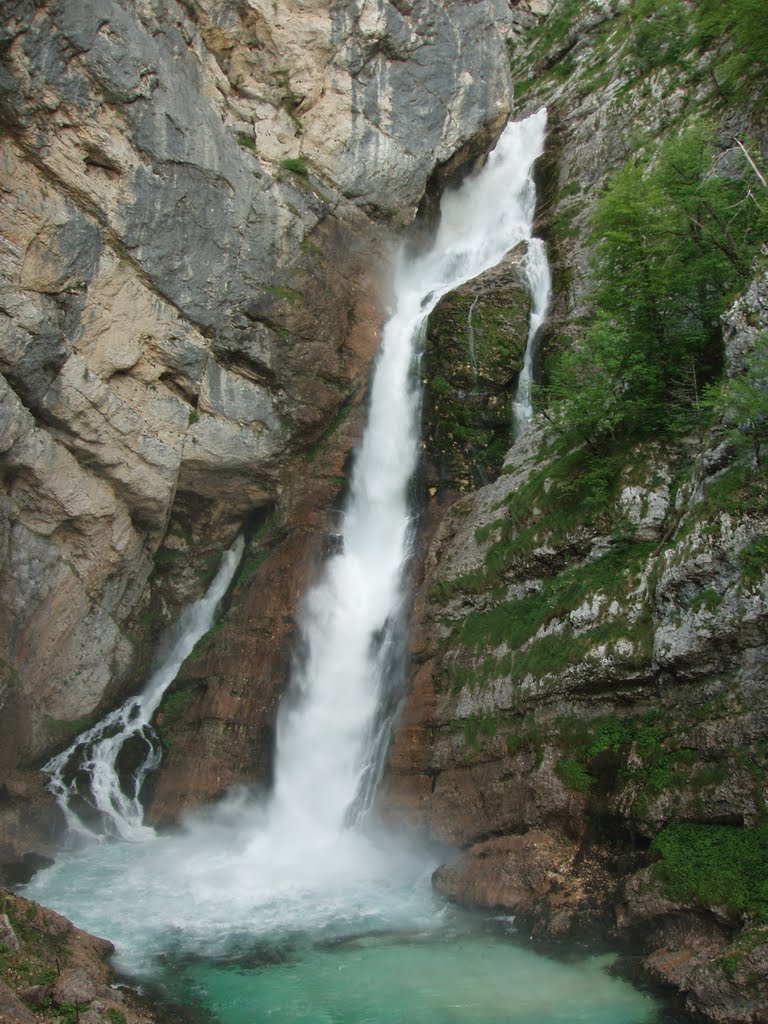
0,0,515,865
385,2,768,1021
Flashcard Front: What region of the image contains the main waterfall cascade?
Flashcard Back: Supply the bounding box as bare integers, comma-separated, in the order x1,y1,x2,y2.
271,106,550,839
25,109,662,1023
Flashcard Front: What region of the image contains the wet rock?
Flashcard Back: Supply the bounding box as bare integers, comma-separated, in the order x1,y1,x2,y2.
0,888,157,1024
0,0,514,799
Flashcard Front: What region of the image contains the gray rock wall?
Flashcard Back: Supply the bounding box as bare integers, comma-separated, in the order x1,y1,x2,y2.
0,0,513,774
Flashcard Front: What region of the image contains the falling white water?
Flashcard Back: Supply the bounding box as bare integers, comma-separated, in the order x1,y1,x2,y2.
269,107,549,841
512,236,552,434
467,296,480,387
44,535,244,841
26,109,550,981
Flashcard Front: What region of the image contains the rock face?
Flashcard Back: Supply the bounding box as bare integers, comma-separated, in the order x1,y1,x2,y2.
423,243,532,496
0,0,514,859
0,887,159,1024
384,3,768,1021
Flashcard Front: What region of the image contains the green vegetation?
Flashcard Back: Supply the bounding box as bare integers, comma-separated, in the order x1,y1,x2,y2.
235,132,257,152
304,398,353,463
155,684,204,746
235,512,278,588
58,1002,89,1024
44,714,98,743
709,334,768,466
279,156,309,176
107,1011,127,1024
653,822,768,920
689,588,723,613
423,287,529,491
266,283,305,303
627,0,689,74
556,757,592,792
542,123,768,453
739,535,768,585
690,0,768,104
457,541,653,654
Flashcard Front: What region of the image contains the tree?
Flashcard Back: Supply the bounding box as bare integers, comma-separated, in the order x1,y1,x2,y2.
543,122,768,451
711,334,768,466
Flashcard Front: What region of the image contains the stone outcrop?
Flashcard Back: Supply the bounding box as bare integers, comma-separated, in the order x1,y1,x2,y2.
422,242,532,496
0,887,159,1024
0,0,515,864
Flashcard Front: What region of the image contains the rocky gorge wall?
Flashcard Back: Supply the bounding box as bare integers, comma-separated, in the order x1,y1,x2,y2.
384,2,768,1021
0,0,517,868
3,1,768,1023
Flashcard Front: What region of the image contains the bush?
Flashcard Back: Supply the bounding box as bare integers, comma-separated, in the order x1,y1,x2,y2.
543,123,768,452
279,157,308,176
653,822,768,920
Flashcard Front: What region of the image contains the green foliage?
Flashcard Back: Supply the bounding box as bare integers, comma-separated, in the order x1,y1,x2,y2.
58,1002,89,1024
304,399,353,462
653,823,768,920
556,757,592,792
691,0,768,104
709,334,768,466
457,541,653,655
235,132,256,151
525,0,581,62
543,123,768,451
458,713,499,749
266,283,304,303
155,684,203,747
44,714,98,743
739,535,768,585
107,1009,127,1024
279,156,309,176
689,588,723,613
628,0,690,73
235,513,277,587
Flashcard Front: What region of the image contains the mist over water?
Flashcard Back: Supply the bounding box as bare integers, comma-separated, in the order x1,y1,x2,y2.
26,110,665,1023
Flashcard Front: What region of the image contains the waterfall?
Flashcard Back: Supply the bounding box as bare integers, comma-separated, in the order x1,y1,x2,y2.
44,535,244,841
467,296,480,388
512,236,552,435
43,110,549,848
25,108,551,982
269,108,549,839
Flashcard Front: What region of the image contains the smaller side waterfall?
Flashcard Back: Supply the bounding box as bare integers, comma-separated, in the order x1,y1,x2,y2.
466,296,480,388
44,535,244,841
512,237,552,435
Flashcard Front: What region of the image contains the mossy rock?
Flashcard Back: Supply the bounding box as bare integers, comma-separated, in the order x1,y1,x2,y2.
423,244,532,493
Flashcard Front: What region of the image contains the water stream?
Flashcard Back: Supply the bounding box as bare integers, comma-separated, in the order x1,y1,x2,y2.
512,237,552,435
25,110,670,1024
43,535,245,842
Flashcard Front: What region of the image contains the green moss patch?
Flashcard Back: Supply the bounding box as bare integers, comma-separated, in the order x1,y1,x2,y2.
653,822,768,920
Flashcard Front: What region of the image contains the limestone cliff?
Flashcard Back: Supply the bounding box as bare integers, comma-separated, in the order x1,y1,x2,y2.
0,0,514,866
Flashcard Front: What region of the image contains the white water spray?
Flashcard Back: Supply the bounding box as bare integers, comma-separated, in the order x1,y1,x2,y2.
27,110,550,978
44,535,244,841
269,107,549,840
512,236,552,434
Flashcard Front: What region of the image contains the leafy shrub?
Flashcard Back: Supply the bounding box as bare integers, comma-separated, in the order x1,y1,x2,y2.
556,757,592,792
739,535,768,584
279,157,308,176
653,822,768,920
543,123,768,452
